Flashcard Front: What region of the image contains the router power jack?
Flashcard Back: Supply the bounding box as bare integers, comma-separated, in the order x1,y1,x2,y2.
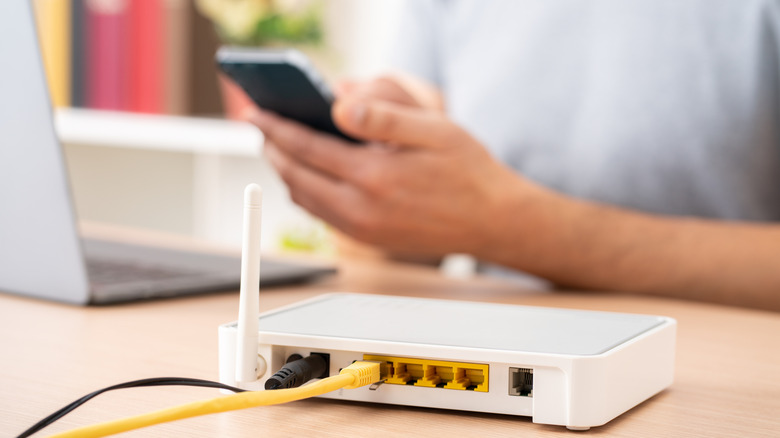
264,354,329,390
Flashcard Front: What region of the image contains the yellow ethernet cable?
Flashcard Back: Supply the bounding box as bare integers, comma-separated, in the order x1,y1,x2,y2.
48,361,381,438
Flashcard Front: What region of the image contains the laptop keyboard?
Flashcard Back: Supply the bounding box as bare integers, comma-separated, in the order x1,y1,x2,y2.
86,258,198,285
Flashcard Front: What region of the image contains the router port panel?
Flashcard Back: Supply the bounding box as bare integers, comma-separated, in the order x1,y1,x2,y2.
363,354,489,392
220,330,535,418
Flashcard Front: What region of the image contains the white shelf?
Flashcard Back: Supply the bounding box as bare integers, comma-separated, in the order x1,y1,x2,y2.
54,108,264,156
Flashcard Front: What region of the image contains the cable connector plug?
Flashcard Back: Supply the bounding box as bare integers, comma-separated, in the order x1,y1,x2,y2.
339,361,381,389
264,354,328,390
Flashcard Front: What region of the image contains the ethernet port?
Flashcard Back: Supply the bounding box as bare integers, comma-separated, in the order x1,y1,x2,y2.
509,367,533,397
406,363,424,384
376,360,394,380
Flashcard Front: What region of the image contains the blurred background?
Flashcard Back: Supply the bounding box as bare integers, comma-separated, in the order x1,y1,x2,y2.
32,0,403,254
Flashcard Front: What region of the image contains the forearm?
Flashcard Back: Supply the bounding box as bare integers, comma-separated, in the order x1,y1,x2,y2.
250,76,779,311
482,182,780,311
334,231,442,266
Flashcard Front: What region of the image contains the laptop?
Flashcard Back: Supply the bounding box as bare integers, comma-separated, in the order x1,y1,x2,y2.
0,2,335,305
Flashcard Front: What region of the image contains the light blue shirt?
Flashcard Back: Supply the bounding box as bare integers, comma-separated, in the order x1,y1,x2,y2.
391,0,780,221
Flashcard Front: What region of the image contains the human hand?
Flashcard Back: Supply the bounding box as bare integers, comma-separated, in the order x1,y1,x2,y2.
336,74,445,112
246,82,541,258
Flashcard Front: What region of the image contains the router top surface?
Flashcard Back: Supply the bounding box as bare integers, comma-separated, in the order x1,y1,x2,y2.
256,294,667,356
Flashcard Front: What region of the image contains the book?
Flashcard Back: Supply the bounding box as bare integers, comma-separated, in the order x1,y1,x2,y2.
130,0,164,113
33,0,71,108
70,0,87,107
86,0,130,110
188,3,224,115
163,0,191,115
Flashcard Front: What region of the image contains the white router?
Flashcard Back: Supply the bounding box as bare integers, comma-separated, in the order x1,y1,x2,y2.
220,185,676,430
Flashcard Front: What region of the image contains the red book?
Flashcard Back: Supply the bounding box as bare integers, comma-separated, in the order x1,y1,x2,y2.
130,0,164,113
86,0,131,110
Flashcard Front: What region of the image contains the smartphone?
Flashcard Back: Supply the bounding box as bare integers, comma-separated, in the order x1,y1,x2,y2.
216,47,357,143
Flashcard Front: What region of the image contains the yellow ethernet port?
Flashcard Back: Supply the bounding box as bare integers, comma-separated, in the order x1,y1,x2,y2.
363,355,488,392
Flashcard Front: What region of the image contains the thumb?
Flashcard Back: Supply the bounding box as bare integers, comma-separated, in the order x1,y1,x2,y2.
332,97,458,149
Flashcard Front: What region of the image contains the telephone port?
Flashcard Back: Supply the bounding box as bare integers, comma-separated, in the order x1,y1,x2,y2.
509,367,533,397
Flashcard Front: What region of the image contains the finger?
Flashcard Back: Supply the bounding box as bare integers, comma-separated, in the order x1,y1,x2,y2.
335,79,359,97
389,72,446,111
264,145,359,233
332,97,461,149
349,76,420,107
246,108,366,182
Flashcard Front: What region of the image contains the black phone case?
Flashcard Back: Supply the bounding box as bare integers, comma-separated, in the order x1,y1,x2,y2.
219,60,357,143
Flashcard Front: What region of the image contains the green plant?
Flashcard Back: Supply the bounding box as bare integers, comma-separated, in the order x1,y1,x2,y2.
196,0,323,46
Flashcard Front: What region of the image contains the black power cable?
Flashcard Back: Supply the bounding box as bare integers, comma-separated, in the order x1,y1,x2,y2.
16,377,245,438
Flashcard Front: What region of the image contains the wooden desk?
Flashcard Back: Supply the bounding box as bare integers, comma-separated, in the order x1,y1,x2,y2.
2,258,779,437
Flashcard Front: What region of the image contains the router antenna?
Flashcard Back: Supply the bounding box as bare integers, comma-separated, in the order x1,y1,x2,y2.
235,183,263,384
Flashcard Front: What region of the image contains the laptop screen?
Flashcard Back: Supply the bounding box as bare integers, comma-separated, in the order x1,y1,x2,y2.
0,2,90,303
